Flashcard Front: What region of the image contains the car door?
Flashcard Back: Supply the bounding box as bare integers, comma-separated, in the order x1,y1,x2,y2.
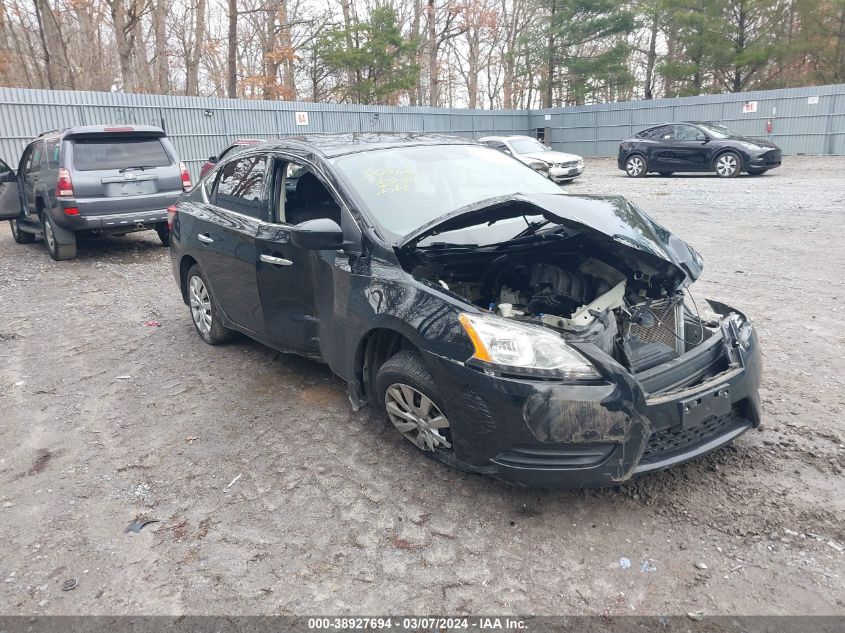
666,124,710,171
192,152,270,335
19,142,42,216
0,157,22,220
254,156,341,355
644,126,673,170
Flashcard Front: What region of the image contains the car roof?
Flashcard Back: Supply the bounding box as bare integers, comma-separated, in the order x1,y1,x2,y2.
244,132,476,158
38,125,166,140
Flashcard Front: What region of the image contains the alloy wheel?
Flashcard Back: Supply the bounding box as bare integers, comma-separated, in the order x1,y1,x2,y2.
715,154,738,177
626,156,644,177
189,275,212,336
384,383,451,452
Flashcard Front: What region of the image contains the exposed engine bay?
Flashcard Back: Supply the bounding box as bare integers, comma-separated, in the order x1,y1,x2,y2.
402,226,717,375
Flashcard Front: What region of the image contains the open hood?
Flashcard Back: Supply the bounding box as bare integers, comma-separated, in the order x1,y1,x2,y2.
396,193,703,285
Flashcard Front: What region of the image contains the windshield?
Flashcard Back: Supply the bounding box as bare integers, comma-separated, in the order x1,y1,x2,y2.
509,138,550,154
694,123,736,139
330,144,563,238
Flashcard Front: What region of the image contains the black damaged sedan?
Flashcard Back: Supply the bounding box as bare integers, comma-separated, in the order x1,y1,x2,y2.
169,134,762,488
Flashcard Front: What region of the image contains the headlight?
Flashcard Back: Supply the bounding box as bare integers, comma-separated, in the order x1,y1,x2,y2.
739,142,763,151
458,312,601,380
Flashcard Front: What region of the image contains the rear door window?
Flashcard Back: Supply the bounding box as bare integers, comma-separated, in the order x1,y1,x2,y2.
44,139,60,170
211,154,270,220
72,137,171,171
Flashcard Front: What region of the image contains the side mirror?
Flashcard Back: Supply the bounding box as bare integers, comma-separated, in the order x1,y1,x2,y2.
291,218,343,251
208,155,218,163
698,136,708,143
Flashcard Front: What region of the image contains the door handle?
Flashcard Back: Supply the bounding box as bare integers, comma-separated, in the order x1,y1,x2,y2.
260,254,293,266
197,233,214,244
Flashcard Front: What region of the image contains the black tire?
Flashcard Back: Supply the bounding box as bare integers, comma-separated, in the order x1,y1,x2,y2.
42,213,77,261
185,264,233,345
658,172,673,177
375,349,453,454
714,151,741,178
747,168,767,176
9,219,35,244
624,154,647,178
156,225,170,246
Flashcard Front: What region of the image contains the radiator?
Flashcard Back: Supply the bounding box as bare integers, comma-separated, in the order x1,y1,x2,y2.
630,299,686,355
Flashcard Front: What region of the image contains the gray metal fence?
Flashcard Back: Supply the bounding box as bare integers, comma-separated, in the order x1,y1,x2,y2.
1,84,843,177
532,84,845,157
0,88,532,177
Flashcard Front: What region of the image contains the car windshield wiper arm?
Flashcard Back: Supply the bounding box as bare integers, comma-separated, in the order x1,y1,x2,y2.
118,165,152,172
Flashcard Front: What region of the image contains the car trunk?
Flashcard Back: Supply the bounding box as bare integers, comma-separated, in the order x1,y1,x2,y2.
65,132,183,216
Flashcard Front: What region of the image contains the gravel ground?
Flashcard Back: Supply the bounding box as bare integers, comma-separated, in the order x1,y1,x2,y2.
0,156,843,616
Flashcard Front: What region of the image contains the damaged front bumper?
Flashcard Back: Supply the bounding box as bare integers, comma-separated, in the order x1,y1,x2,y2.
423,306,762,488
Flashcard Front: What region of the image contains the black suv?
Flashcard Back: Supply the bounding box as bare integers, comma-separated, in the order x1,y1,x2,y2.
169,134,762,488
0,125,191,260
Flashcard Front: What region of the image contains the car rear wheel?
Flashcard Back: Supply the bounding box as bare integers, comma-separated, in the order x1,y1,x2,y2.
625,155,647,177
9,219,35,244
42,213,77,261
186,265,233,345
156,225,170,246
375,350,453,454
714,152,741,178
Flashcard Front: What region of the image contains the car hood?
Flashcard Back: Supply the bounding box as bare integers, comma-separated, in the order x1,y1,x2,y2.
396,193,703,286
727,135,780,149
520,150,582,163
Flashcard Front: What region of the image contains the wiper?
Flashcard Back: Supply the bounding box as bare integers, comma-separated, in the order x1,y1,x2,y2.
118,165,153,172
417,242,480,250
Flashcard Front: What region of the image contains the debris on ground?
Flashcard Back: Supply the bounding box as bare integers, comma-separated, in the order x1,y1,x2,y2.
125,517,161,534
224,473,242,491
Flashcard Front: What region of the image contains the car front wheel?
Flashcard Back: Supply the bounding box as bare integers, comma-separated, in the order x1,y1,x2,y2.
714,152,741,178
375,350,453,454
625,155,647,177
186,265,233,345
10,219,35,244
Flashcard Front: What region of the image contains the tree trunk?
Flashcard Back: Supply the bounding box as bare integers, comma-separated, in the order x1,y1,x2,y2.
835,4,845,83
185,0,207,96
35,0,76,89
278,0,295,100
409,0,422,106
543,0,556,109
644,12,658,99
427,0,438,106
340,0,356,102
227,0,237,97
152,0,169,93
108,0,135,92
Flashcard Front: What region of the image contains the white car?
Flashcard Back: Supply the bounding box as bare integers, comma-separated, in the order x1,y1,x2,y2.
478,135,584,183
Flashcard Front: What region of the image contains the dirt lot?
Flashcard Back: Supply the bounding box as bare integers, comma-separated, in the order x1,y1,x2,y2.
1,156,843,617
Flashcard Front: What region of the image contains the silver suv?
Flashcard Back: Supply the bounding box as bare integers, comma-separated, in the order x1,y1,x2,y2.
0,125,190,260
